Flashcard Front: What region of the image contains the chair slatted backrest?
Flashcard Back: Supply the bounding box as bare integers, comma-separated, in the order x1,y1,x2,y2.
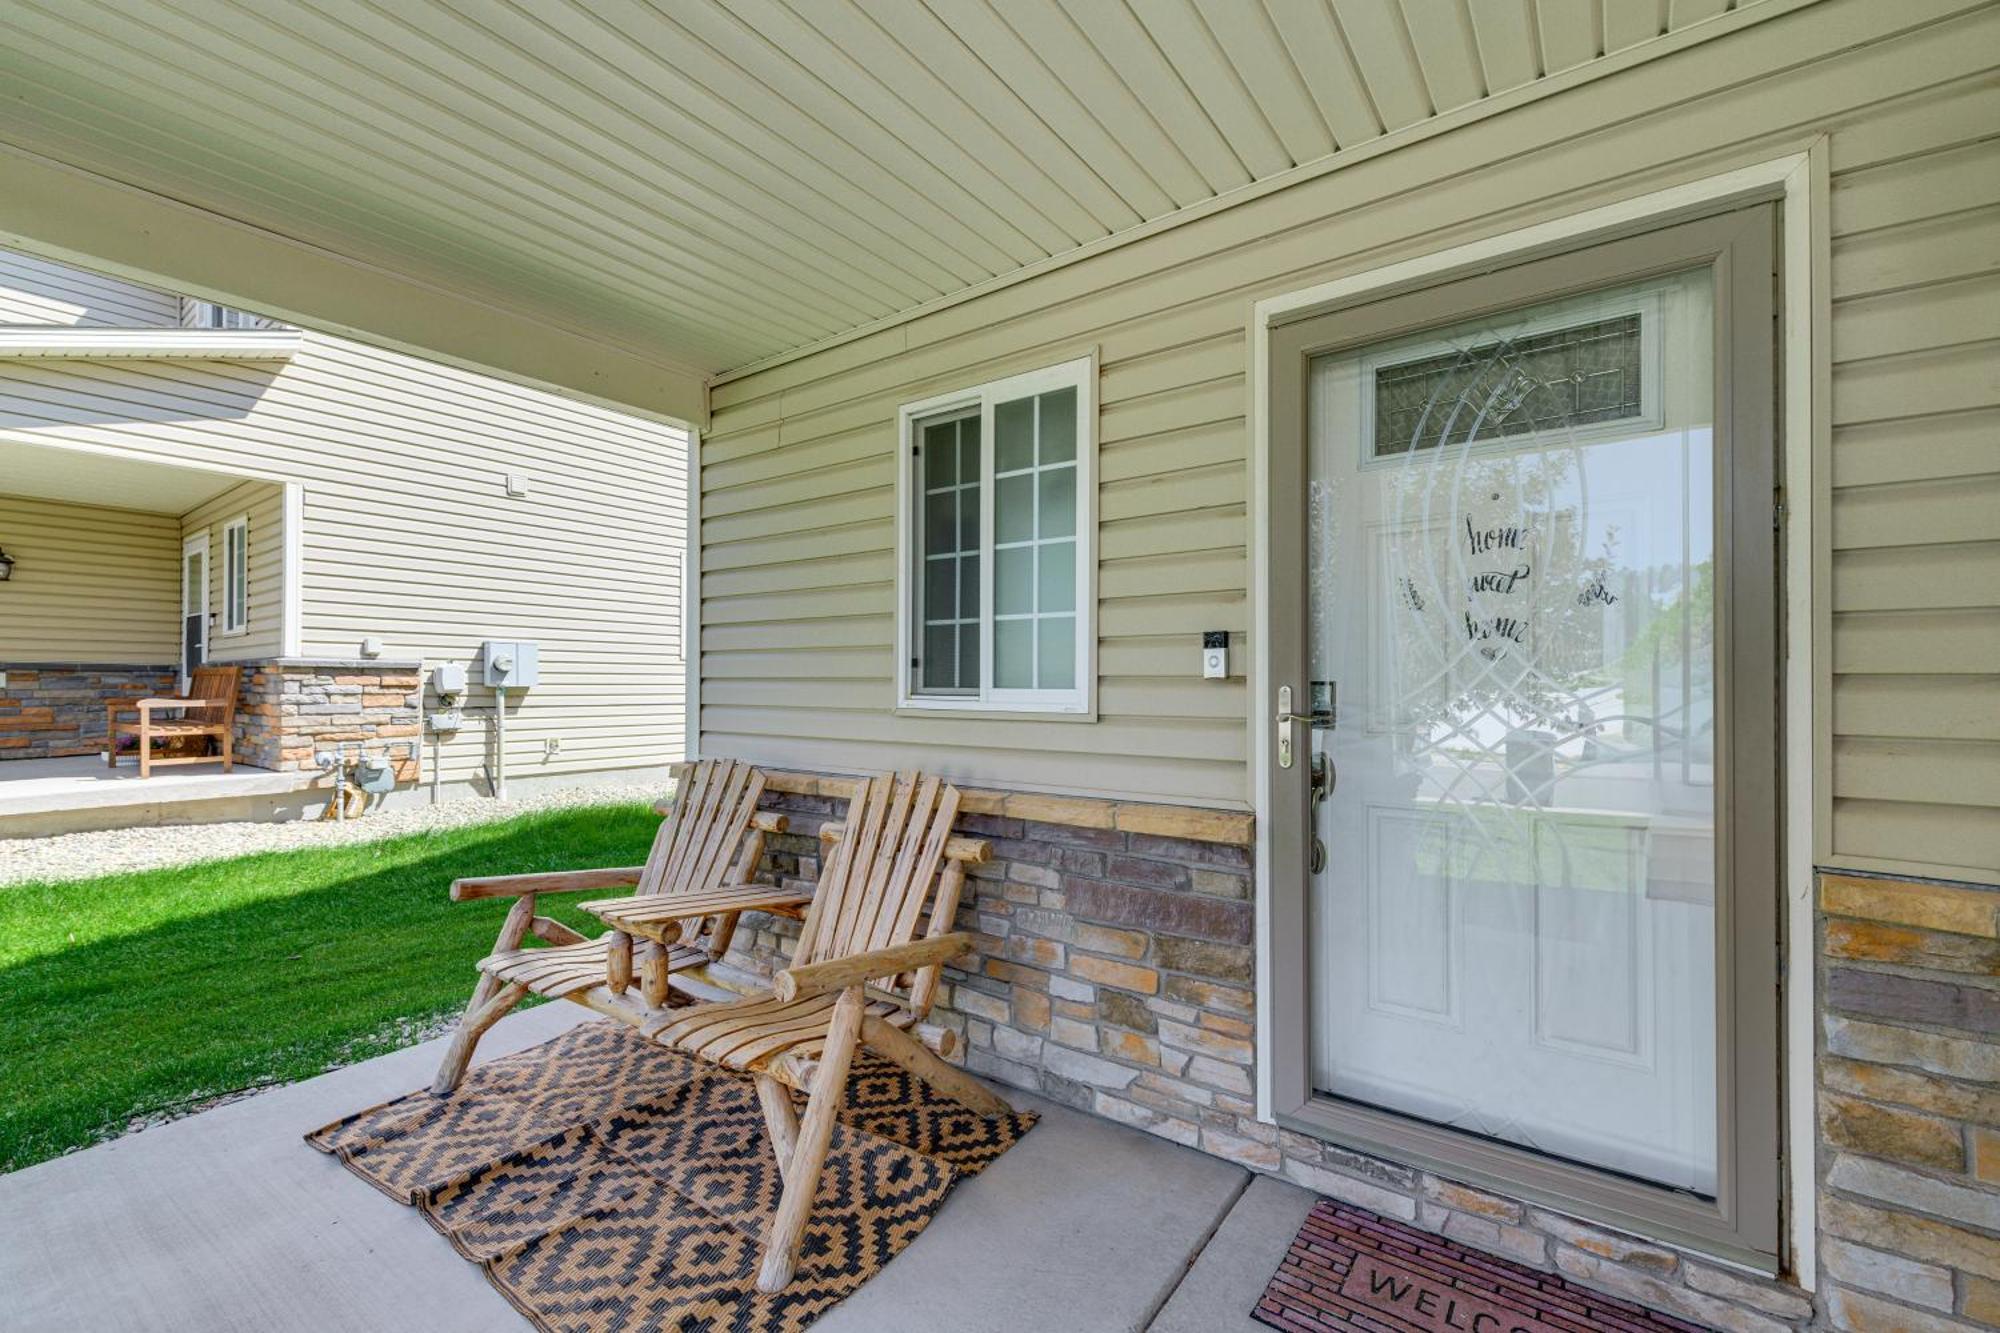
634,758,767,898
185,665,240,721
789,771,961,988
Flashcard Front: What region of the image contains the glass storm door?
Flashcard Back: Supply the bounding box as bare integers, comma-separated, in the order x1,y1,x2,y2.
181,535,208,688
1265,207,1779,1257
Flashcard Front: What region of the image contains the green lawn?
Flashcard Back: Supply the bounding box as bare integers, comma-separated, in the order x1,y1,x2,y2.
0,802,660,1173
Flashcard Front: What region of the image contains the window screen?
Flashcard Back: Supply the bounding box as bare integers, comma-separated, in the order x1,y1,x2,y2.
916,411,980,693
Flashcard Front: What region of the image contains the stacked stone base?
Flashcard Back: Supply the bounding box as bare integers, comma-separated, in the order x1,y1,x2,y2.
237,660,421,783
711,771,1820,1333
0,659,421,788
0,664,178,759
1814,871,2000,1330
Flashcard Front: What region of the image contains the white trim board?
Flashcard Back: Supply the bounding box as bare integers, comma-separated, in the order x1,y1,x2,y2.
0,328,299,359
280,482,304,659
683,425,702,762
1247,150,1823,1284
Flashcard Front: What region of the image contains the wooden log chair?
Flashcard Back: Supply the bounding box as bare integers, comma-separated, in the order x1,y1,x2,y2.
616,770,1013,1294
431,758,807,1095
106,664,240,778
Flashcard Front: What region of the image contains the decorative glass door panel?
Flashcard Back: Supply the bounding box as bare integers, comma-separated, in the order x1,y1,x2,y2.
1306,270,1720,1195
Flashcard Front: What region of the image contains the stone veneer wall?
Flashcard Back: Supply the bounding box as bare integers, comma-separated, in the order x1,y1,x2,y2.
0,663,178,759
712,771,1817,1333
236,660,421,782
1814,870,1999,1331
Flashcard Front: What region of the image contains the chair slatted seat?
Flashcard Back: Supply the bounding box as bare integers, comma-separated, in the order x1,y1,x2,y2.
431,757,797,1094
478,939,710,997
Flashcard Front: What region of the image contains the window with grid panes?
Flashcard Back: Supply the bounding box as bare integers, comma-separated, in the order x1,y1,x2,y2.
901,357,1093,714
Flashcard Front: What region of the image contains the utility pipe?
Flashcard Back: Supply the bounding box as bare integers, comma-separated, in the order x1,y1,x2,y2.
332,741,347,822
493,685,508,800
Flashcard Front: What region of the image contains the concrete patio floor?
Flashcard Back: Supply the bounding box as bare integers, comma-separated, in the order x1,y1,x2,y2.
0,752,316,836
0,1002,1318,1333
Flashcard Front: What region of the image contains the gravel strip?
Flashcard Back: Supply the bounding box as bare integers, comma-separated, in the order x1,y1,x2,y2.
0,780,671,887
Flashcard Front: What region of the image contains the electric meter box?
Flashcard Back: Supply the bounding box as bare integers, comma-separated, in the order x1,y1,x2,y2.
480,640,540,688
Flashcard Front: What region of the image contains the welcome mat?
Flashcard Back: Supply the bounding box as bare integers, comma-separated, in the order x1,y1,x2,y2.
307,1020,1035,1333
1254,1200,1709,1333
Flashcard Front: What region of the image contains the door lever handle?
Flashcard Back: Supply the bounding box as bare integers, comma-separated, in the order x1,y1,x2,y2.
1277,685,1299,769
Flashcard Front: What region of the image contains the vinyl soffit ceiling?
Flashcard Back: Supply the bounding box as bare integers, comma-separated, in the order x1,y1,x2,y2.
0,0,1797,384
0,437,253,513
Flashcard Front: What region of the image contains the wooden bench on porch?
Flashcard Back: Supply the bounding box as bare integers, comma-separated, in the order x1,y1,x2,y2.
106,664,240,778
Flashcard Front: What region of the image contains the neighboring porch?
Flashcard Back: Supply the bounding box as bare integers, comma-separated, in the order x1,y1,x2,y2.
0,752,313,838
0,437,290,781
0,1001,1294,1333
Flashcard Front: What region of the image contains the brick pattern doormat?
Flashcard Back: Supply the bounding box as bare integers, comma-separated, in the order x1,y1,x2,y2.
307,1020,1035,1333
1255,1200,1710,1333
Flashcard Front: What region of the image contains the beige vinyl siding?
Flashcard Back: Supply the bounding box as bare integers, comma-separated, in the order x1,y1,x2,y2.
1827,117,2000,880
181,479,284,662
0,303,687,788
700,0,2000,879
0,250,178,328
0,494,179,662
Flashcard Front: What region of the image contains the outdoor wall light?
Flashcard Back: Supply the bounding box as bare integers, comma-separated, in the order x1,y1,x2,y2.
0,546,13,581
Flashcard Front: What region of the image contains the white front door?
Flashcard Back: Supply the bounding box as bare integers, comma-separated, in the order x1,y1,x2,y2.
181,532,208,688
1304,268,1725,1195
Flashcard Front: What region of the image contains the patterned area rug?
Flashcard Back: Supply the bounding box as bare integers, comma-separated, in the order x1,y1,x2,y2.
1254,1200,1709,1333
307,1020,1036,1333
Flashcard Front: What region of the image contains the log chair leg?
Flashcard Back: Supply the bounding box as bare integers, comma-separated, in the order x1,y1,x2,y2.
861,1014,1013,1118
754,1074,799,1181
707,910,744,961
430,980,530,1095
640,939,672,1008
756,986,864,1294
139,725,152,779
431,896,537,1094
605,930,633,995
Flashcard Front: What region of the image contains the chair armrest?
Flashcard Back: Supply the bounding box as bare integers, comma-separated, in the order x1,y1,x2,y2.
450,866,648,902
577,895,721,926
773,932,973,1002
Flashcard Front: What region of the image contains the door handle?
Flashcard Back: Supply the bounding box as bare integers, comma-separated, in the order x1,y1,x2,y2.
1277,685,1311,769
1309,750,1333,874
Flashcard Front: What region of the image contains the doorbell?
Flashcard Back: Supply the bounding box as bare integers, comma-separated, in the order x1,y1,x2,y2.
1201,630,1229,680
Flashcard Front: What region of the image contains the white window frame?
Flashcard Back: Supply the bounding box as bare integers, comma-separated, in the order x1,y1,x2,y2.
185,298,265,330
221,514,249,636
895,354,1097,717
